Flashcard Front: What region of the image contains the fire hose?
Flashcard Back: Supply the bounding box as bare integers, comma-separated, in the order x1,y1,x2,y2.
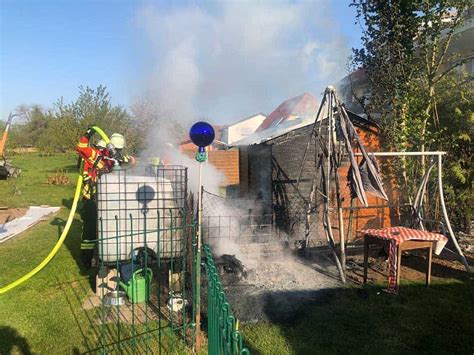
0,126,110,294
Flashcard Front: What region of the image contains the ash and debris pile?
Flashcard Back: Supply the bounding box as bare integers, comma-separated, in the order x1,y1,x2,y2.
208,244,341,323
214,254,248,284
201,191,342,322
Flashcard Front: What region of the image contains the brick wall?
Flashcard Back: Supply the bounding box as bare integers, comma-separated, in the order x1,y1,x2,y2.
208,150,240,186
179,143,241,187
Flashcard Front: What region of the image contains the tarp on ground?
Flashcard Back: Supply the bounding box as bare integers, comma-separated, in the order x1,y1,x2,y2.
0,206,60,243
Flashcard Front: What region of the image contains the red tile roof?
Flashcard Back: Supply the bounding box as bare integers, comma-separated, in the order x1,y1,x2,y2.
256,93,318,132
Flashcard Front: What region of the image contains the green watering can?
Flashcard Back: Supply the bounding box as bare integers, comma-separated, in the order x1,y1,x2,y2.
119,268,153,304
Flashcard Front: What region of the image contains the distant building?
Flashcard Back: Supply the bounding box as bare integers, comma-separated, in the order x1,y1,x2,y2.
442,7,474,75
222,113,266,145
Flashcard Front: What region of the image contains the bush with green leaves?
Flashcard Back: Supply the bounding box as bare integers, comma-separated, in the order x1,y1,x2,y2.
6,86,146,154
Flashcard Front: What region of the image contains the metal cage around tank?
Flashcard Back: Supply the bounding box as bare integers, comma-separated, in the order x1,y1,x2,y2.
83,165,251,353
96,166,188,263
91,165,197,354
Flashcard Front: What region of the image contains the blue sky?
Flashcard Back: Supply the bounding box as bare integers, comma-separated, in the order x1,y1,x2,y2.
0,1,362,122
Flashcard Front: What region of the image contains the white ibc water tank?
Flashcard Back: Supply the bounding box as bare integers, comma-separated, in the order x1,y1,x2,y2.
97,170,184,262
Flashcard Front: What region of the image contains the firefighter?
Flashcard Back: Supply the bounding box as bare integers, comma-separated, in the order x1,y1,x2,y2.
147,142,173,167
76,128,115,267
95,139,107,151
109,133,136,166
76,131,137,267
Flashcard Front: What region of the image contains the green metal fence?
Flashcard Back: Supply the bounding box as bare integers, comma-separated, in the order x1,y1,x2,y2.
92,208,196,354
204,244,250,355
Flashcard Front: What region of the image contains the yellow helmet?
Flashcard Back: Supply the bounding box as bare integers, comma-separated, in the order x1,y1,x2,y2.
148,156,161,166
96,139,106,149
110,133,125,149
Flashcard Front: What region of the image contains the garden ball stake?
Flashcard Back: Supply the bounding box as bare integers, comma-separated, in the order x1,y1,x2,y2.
189,121,215,351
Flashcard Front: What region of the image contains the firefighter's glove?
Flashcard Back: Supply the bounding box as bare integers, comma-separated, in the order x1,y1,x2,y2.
115,150,124,163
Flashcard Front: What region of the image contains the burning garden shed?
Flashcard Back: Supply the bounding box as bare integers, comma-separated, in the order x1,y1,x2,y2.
235,91,386,249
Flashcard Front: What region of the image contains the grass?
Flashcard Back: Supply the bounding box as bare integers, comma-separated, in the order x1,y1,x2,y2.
0,153,91,353
0,153,79,208
1,153,473,354
241,281,474,354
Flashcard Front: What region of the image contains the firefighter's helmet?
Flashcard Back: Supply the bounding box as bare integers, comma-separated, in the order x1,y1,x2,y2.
110,133,125,149
96,139,107,149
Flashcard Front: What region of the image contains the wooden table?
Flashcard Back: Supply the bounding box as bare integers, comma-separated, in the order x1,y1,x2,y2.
361,227,447,293
363,235,433,292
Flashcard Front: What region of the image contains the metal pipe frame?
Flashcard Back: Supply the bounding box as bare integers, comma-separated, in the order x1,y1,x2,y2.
353,150,470,273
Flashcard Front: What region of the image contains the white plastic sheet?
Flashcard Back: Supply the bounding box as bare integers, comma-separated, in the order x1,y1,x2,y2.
0,206,60,243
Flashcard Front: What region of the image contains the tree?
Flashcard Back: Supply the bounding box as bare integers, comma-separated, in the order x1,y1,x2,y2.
130,98,186,156
351,0,473,231
351,0,420,149
351,0,470,155
51,86,140,152
412,2,471,173
432,72,473,230
6,105,50,149
9,86,142,153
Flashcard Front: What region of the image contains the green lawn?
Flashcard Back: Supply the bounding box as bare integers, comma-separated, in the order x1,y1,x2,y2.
241,281,474,354
1,153,473,354
0,153,79,208
0,154,93,353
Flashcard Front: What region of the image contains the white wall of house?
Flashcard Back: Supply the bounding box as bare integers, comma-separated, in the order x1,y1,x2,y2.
224,113,266,145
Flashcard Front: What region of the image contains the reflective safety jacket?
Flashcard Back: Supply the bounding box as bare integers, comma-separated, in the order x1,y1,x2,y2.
76,136,113,199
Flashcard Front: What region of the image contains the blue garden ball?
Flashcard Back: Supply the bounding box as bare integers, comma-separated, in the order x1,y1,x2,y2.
189,122,215,148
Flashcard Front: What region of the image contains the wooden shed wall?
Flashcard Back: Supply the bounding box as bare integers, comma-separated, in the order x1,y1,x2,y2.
245,121,391,245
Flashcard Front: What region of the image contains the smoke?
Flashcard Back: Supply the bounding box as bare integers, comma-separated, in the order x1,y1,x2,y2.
133,1,351,125
129,98,226,194
167,150,225,195
130,1,351,237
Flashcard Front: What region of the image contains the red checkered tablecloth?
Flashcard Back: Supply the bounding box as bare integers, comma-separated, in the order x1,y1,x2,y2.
362,227,448,293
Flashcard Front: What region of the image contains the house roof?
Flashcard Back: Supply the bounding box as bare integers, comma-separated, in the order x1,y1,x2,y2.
234,116,317,146
256,93,318,132
228,112,267,127
232,108,379,146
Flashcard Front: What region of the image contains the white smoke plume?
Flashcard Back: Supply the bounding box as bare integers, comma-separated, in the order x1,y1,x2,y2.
132,1,351,126
130,2,351,257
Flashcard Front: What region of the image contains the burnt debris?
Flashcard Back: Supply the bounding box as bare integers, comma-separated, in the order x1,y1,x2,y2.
214,254,248,283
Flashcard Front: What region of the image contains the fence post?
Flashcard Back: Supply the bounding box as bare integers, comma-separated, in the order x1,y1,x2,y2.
195,171,204,351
